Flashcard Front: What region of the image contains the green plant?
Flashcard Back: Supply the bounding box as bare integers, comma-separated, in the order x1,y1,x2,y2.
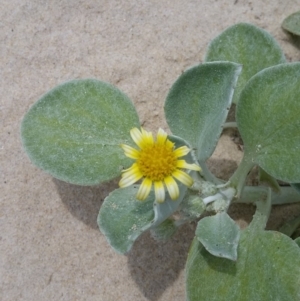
282,11,300,36
21,23,300,300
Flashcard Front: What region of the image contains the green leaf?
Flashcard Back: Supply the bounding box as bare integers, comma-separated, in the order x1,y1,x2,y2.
205,23,286,104
236,63,300,183
282,11,300,36
98,186,154,254
195,212,240,261
186,229,300,301
164,61,241,163
98,184,187,254
21,79,140,185
98,183,188,254
295,237,300,247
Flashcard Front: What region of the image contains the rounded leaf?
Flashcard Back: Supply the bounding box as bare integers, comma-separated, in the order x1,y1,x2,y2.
186,230,300,301
205,23,286,104
164,61,241,161
282,11,300,36
236,63,300,183
195,212,240,261
21,79,140,185
98,186,154,254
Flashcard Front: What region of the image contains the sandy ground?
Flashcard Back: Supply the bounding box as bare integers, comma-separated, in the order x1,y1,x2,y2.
1,1,300,300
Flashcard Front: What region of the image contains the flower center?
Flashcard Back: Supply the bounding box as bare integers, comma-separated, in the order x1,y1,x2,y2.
137,144,177,181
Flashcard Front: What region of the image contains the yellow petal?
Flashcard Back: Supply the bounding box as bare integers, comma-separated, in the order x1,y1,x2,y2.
136,178,152,200
141,127,154,146
176,160,201,171
154,181,165,203
131,127,154,148
173,146,190,158
119,167,143,187
172,169,193,187
165,139,175,149
156,128,168,145
130,128,144,148
121,162,138,173
164,176,179,200
121,144,140,159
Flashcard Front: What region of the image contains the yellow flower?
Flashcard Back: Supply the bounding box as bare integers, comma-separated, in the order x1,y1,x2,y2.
119,127,201,203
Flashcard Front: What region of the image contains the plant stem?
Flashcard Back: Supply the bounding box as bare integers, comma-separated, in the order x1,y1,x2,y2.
199,161,224,185
250,188,271,231
229,155,255,198
238,186,300,205
272,187,300,205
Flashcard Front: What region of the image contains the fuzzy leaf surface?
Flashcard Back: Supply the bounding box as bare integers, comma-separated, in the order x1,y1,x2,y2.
98,186,154,254
21,79,140,185
282,11,300,36
236,63,300,183
195,212,240,261
164,61,241,162
186,229,300,301
205,23,286,103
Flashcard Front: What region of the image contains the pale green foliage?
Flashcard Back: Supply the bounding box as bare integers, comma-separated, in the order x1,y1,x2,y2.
165,62,241,163
186,228,300,301
205,23,286,104
236,63,300,183
21,79,140,185
98,186,154,254
282,11,300,36
195,212,240,261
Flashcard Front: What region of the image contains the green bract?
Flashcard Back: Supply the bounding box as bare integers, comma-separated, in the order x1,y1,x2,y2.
20,23,300,301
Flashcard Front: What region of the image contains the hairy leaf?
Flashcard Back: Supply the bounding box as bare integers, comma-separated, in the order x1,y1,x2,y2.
164,62,241,163
21,79,140,185
195,212,240,261
205,23,285,104
236,63,300,183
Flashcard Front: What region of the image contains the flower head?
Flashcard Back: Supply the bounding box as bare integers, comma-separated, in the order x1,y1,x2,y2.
119,127,201,203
